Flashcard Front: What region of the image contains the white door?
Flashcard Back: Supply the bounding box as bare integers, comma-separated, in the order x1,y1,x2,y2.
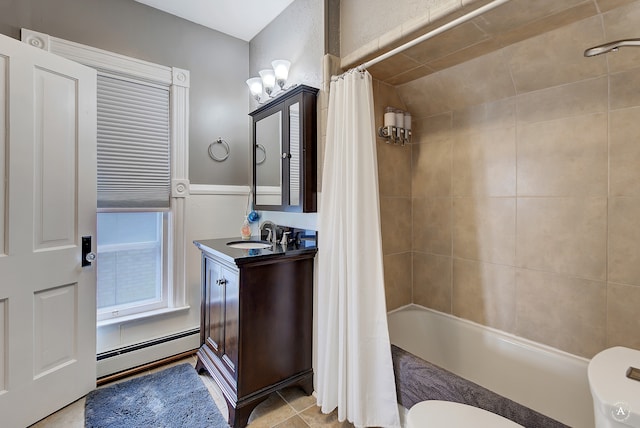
0,34,97,427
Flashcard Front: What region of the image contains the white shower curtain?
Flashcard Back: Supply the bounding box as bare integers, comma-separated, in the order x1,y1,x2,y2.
316,69,400,428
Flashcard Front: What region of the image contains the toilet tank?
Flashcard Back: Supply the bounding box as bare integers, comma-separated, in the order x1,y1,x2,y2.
589,347,640,428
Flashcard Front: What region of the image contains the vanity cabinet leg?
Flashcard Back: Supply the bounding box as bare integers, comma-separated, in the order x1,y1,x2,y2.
299,374,314,396
228,397,268,428
194,356,206,374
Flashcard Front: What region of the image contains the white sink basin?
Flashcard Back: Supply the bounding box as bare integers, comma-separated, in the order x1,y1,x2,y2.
226,240,271,249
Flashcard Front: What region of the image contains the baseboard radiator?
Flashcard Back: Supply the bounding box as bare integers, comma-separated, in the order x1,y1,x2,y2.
97,328,200,385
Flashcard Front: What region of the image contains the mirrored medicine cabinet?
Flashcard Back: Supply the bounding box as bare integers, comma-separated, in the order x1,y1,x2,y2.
250,84,319,213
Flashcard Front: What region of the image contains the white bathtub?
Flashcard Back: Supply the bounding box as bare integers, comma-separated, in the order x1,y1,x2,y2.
387,305,594,428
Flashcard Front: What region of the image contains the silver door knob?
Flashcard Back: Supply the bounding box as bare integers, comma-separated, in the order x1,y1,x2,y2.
85,252,96,263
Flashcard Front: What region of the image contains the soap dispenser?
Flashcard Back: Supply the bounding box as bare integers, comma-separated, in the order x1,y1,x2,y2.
241,217,251,240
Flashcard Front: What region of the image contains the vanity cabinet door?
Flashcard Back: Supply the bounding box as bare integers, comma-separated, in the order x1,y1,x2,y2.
203,256,239,379
203,256,225,356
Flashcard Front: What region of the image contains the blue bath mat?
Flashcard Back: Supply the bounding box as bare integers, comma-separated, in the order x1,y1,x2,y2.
85,363,229,428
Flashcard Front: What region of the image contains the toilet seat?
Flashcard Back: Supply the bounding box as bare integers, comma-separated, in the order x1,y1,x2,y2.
407,400,524,427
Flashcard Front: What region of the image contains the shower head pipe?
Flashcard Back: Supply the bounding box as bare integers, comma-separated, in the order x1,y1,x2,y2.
584,39,640,57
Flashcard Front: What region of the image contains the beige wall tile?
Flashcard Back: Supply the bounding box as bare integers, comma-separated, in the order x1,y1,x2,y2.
403,20,489,64
383,253,413,311
412,139,452,198
452,126,516,197
602,1,640,73
472,0,591,36
452,197,516,265
608,197,640,286
413,113,453,144
380,196,412,255
437,50,516,111
427,38,503,72
373,80,407,124
377,141,412,198
385,66,435,86
452,259,516,332
516,197,607,280
397,73,452,118
494,2,598,48
596,0,638,12
607,282,640,350
610,67,640,111
452,97,515,132
517,113,608,197
413,252,452,313
373,81,412,198
610,107,640,197
369,53,423,82
516,269,606,358
412,197,451,255
516,76,608,124
505,16,607,94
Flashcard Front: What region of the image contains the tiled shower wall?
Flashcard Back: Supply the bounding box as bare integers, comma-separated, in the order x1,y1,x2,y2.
376,2,640,358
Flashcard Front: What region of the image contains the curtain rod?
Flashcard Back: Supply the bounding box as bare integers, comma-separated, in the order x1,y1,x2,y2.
352,0,512,72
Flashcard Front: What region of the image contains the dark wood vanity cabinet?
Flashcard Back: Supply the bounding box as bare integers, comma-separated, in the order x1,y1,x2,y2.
195,242,316,428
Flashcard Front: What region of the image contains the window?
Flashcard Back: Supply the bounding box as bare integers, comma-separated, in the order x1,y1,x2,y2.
95,72,173,320
97,212,168,320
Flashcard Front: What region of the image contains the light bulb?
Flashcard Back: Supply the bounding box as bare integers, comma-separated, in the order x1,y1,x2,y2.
271,59,291,89
259,69,276,96
246,77,263,101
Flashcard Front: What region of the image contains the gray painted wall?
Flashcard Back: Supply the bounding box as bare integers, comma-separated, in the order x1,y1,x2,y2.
247,0,324,233
0,0,251,185
249,0,324,110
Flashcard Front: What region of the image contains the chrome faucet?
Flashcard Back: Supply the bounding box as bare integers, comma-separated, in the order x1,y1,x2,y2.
260,221,277,245
280,231,291,246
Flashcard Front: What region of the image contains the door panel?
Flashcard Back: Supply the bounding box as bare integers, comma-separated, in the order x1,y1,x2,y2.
34,67,77,250
0,33,96,427
0,299,5,393
0,54,6,254
33,283,78,378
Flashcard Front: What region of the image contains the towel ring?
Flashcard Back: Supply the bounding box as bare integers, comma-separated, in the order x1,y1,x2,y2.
208,138,230,162
256,143,267,165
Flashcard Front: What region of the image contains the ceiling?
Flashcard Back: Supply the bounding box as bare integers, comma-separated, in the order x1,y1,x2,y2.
134,0,295,42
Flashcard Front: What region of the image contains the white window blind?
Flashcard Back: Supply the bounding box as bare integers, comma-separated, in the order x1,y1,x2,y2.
97,74,171,209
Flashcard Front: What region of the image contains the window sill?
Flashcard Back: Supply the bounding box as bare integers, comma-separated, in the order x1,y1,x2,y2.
97,305,190,328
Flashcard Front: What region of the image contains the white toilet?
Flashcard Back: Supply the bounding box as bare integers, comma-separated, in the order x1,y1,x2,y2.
588,346,640,428
406,400,523,427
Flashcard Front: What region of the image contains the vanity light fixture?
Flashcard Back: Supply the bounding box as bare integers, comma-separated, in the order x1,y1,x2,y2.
378,107,411,145
246,59,292,103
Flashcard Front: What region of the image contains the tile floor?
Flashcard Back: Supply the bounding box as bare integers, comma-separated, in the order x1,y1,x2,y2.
29,354,360,428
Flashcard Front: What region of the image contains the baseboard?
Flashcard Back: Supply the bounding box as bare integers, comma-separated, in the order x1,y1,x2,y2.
96,329,200,379
97,349,197,386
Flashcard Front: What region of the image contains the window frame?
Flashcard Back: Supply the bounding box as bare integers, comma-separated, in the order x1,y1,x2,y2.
21,28,191,321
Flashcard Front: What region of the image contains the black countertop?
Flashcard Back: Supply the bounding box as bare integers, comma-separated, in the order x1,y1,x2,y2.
193,236,317,266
